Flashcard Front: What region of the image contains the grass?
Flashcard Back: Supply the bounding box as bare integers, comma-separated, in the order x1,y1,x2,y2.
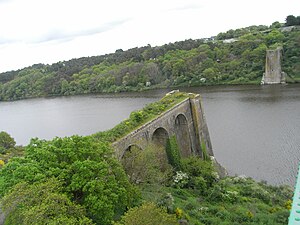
93,92,192,142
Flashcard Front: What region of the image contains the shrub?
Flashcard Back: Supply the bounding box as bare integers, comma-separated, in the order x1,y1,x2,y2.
1,179,94,225
114,202,178,225
157,192,175,213
181,156,217,188
121,144,173,185
0,131,16,150
192,176,207,192
0,146,6,154
172,171,189,188
0,159,4,167
166,136,182,170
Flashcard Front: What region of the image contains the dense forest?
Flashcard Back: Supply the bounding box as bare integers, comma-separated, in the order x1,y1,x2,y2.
0,93,293,224
0,16,299,101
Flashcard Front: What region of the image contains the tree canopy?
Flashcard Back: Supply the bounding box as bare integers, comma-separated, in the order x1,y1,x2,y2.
0,136,138,224
1,179,94,225
285,15,300,26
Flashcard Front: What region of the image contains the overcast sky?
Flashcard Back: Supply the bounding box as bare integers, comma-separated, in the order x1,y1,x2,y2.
0,0,299,73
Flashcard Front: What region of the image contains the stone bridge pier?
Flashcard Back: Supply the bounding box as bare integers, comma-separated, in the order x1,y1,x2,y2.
112,94,213,160
261,47,286,84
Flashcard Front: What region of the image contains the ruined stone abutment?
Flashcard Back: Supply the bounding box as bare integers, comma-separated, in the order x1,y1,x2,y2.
112,93,213,160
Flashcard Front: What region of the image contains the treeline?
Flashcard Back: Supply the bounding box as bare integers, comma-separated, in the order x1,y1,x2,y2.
0,16,299,101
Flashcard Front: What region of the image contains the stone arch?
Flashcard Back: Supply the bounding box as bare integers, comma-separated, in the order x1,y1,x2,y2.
121,144,143,182
121,144,143,159
125,144,143,152
152,127,169,148
174,113,192,157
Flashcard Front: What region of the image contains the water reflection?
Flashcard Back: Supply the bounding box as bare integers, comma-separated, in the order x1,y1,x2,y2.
238,84,300,104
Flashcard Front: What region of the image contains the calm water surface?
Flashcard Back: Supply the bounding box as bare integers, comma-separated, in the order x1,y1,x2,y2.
0,84,299,186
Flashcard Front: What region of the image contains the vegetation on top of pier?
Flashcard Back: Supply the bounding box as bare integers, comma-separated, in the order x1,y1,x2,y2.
93,91,190,142
0,15,299,101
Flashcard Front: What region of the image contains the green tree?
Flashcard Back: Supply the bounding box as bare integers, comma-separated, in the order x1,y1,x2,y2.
0,136,139,224
114,202,178,225
265,29,284,46
0,131,16,153
181,156,217,189
2,179,94,225
60,78,70,95
285,15,299,26
203,68,218,81
270,21,282,29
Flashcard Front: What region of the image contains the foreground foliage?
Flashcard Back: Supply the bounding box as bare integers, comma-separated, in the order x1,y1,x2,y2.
141,167,292,225
114,202,178,225
2,179,94,225
0,136,138,224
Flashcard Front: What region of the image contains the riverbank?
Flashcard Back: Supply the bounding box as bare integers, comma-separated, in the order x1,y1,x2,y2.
0,79,299,103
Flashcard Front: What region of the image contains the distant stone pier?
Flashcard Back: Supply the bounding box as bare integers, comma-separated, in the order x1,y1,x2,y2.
261,47,286,84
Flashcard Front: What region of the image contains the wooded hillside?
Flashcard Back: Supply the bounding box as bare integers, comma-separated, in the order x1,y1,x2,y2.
0,17,299,101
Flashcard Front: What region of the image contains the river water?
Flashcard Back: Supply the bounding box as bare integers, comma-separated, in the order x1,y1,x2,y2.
0,84,299,186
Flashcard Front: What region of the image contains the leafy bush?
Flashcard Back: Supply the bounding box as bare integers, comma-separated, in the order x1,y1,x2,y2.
121,144,173,185
181,156,217,189
114,202,178,225
0,159,4,167
172,171,189,188
0,132,24,162
157,192,175,213
1,179,94,225
0,131,16,150
0,146,6,154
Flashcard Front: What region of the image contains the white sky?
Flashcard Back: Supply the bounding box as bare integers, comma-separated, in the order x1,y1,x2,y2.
0,0,299,73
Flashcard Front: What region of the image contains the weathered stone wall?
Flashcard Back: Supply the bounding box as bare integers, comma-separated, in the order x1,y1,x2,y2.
0,208,5,225
112,94,213,160
261,47,286,84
